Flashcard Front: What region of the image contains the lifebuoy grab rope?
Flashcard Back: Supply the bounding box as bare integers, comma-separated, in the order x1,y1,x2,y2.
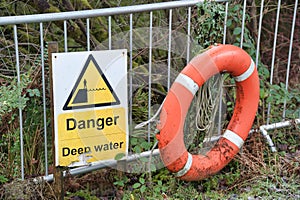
156,44,259,181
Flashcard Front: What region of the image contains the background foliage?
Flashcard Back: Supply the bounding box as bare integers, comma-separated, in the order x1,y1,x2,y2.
0,0,299,199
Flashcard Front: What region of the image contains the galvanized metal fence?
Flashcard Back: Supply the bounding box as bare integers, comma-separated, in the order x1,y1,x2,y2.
0,0,299,181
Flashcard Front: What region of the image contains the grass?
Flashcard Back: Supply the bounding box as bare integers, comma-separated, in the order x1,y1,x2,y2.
123,131,299,199
56,132,300,200
0,129,299,199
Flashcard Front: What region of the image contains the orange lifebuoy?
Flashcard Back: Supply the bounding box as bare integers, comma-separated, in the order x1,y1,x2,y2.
156,44,259,181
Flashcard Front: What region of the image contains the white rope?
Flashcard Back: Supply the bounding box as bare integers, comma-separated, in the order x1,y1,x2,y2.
195,75,223,142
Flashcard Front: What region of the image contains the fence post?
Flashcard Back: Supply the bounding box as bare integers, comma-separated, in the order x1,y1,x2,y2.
48,41,64,199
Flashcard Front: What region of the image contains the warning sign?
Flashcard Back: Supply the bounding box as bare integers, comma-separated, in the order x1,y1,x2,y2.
57,108,127,166
52,50,128,167
63,55,120,110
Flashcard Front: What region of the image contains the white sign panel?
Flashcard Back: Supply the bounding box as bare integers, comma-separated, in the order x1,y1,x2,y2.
52,50,128,167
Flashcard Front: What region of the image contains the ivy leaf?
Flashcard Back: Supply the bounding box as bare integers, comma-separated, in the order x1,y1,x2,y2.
133,182,141,189
139,177,145,184
140,185,147,193
140,141,151,150
130,138,138,145
226,19,232,27
233,27,242,35
115,153,125,160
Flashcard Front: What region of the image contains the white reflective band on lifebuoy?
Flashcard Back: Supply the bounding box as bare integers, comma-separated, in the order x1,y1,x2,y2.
234,59,255,82
175,73,199,95
222,130,244,149
174,152,193,177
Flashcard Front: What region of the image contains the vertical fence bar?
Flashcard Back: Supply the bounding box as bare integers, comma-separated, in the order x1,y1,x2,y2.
86,18,90,51
129,13,133,136
108,16,112,50
183,7,192,141
267,0,281,124
13,25,24,180
40,22,48,176
167,9,172,91
282,0,298,119
218,1,229,135
255,0,265,67
240,0,247,48
64,20,68,52
186,7,191,64
148,11,153,143
222,2,228,45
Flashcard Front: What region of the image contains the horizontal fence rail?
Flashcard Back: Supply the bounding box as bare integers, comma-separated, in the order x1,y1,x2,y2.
0,0,299,182
0,0,227,25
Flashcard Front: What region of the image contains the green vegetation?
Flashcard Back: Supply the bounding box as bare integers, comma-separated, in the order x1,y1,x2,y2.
0,0,299,199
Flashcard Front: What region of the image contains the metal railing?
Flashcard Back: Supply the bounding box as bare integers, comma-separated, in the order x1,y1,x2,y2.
0,0,299,181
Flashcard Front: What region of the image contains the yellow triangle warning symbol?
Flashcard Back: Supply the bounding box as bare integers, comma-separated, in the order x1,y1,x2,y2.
63,54,120,110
